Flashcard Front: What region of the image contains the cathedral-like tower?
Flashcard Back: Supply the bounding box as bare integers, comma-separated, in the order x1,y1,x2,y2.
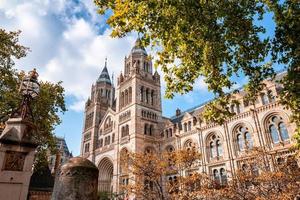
81,60,115,161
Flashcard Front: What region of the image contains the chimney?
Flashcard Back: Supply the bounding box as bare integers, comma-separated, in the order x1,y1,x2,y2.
176,108,181,116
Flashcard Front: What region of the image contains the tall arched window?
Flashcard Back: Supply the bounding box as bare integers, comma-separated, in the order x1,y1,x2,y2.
140,86,144,102
220,168,227,185
184,123,187,132
213,169,220,184
121,126,125,137
146,88,149,104
169,128,173,137
165,130,169,138
151,90,154,105
121,92,125,108
235,126,252,151
188,121,192,131
125,125,129,136
208,134,223,159
129,87,132,103
268,116,289,143
261,93,269,105
216,140,222,156
125,89,128,105
210,142,216,158
149,125,154,136
144,124,148,135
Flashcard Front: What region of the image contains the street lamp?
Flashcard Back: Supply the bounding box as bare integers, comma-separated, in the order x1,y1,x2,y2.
11,68,40,120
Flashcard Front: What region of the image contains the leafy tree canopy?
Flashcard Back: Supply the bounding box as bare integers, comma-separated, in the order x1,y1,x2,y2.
0,29,66,161
95,0,299,131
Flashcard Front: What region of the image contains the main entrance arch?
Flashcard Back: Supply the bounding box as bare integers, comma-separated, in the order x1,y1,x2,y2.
98,157,114,193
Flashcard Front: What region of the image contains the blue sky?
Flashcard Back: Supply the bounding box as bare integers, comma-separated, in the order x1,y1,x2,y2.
0,0,279,156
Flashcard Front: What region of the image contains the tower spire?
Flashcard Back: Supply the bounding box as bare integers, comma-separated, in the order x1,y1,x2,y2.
105,57,107,68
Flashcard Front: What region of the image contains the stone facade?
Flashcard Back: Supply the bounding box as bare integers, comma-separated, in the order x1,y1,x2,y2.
80,39,296,195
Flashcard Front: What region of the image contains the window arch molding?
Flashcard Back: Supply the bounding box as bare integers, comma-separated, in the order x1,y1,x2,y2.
262,111,290,145
183,139,198,150
205,131,225,161
231,122,254,154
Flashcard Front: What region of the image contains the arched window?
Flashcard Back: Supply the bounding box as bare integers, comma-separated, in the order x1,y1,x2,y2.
184,123,187,132
208,134,223,159
193,117,197,126
213,169,220,184
237,134,244,150
220,168,227,185
151,90,154,105
188,121,192,131
99,139,103,148
169,128,173,137
216,140,222,156
121,92,125,108
125,89,128,105
235,125,253,151
126,125,129,136
279,122,289,141
268,116,289,143
270,124,279,143
146,88,149,104
261,93,269,105
121,126,125,137
144,124,148,135
165,130,169,138
149,125,154,136
210,142,216,158
140,86,144,102
112,133,115,143
213,168,227,185
129,87,132,103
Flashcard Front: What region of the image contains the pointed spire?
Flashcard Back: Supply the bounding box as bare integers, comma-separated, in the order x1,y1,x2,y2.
97,58,112,85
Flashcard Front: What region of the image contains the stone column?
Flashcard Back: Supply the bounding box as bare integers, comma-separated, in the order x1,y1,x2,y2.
0,118,38,200
51,157,99,200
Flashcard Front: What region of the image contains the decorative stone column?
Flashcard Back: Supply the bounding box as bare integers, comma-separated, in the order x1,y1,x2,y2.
51,157,99,200
0,117,38,200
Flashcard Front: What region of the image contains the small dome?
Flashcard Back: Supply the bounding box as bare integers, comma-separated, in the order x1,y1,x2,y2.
131,38,147,55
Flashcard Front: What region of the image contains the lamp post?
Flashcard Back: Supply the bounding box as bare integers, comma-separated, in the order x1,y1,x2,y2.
11,68,40,120
0,69,40,200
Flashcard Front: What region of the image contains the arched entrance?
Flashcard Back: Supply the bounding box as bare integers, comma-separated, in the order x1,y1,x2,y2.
98,157,114,194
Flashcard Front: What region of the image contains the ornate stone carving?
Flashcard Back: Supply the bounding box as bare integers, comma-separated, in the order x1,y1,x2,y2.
3,151,26,171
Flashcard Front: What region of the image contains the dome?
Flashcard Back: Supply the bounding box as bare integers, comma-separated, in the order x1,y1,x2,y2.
131,38,147,55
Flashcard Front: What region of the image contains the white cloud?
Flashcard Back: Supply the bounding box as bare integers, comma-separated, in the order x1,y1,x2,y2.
0,0,136,112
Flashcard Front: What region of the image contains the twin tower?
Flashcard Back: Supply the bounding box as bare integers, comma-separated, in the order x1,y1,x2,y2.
80,39,162,193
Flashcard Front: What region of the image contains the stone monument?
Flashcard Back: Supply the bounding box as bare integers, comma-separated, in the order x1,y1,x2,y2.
0,69,40,200
51,157,99,200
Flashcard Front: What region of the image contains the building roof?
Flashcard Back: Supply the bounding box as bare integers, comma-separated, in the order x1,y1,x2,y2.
97,59,112,85
167,70,287,124
131,38,147,55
